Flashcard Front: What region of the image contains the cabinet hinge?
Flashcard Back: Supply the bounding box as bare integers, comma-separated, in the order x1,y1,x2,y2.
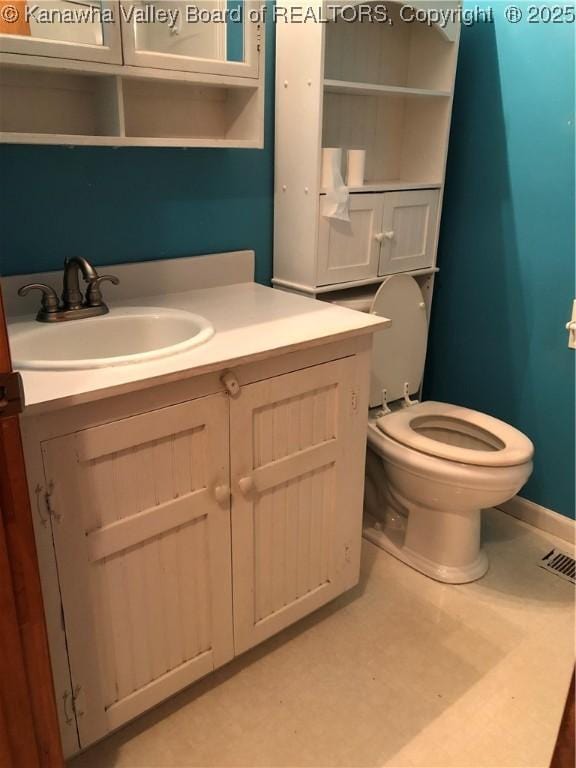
344,543,352,563
34,481,60,526
73,684,85,718
0,371,24,418
44,480,61,523
351,389,359,413
62,689,74,726
62,684,83,725
256,22,262,51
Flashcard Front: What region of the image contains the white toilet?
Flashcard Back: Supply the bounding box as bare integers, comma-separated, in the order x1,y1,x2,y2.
340,274,534,584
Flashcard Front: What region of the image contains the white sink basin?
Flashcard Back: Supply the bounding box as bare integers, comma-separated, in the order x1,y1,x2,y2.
9,307,214,371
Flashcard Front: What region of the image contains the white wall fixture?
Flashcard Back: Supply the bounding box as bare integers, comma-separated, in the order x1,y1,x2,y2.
273,0,461,301
0,0,265,147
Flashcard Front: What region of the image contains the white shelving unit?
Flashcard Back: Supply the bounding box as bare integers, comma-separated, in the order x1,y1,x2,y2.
0,3,265,148
273,0,461,296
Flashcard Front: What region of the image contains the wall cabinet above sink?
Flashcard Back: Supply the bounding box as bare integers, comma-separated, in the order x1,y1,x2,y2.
0,0,264,147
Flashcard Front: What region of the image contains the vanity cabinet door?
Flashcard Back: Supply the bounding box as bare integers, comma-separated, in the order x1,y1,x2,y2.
41,394,233,749
230,357,366,654
0,0,122,64
317,193,384,285
377,189,440,275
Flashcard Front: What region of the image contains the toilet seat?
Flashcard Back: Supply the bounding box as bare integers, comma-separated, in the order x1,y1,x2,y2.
369,274,428,407
376,401,534,468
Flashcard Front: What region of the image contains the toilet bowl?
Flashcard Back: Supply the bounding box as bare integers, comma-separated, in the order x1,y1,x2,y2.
364,402,534,583
334,273,534,584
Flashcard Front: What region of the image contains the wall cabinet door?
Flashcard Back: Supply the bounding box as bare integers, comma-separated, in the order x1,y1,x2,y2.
317,193,384,285
0,0,122,63
229,358,365,654
120,0,261,78
41,394,233,749
377,189,439,275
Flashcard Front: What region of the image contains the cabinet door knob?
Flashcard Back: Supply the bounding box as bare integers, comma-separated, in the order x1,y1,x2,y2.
374,231,395,243
220,370,241,397
238,476,255,497
214,484,230,505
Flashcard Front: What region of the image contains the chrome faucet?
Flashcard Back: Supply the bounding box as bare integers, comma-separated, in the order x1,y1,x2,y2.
18,257,119,322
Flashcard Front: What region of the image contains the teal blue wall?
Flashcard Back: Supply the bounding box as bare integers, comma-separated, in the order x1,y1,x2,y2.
0,11,274,284
425,3,575,518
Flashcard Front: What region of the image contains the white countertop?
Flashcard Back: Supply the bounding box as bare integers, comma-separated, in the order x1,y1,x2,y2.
9,282,389,413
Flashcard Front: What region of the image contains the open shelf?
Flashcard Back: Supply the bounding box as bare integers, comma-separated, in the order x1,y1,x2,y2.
0,52,264,147
0,66,122,138
122,79,260,143
0,61,262,147
323,91,451,185
320,180,442,194
323,80,450,99
324,2,457,93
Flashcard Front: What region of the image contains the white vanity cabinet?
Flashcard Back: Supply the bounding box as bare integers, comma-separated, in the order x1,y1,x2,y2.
23,337,371,755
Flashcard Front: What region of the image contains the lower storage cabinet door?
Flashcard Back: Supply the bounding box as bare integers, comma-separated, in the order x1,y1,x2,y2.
230,357,366,654
41,394,233,748
317,193,384,285
377,189,440,275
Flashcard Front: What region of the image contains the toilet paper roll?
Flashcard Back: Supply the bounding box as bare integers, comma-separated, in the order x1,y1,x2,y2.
321,147,350,222
346,149,366,187
321,147,343,189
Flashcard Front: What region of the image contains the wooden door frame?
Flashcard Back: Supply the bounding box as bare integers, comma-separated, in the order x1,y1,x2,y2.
0,285,63,767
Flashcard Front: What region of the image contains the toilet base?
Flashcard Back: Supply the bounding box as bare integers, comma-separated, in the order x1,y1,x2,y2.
363,518,489,584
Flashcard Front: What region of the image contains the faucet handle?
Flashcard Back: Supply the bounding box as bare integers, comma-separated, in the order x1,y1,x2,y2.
85,274,120,307
18,283,60,316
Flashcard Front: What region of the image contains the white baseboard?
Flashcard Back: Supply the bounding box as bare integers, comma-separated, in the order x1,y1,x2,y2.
498,496,575,544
